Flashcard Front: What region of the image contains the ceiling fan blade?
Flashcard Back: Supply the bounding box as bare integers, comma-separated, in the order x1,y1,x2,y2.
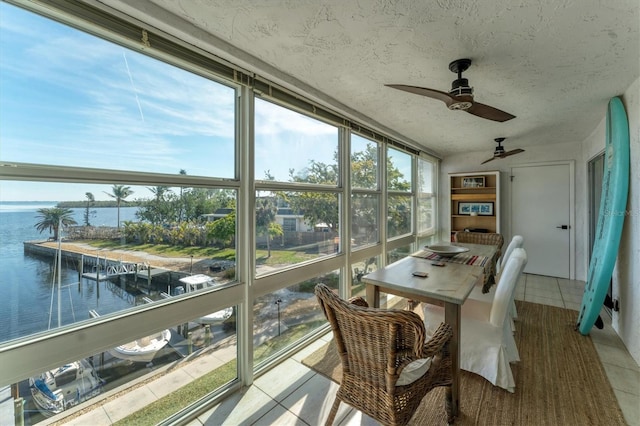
466,101,516,122
385,84,454,105
481,156,497,165
499,148,525,158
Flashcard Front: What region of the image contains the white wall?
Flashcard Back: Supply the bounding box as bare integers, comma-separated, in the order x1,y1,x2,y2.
439,139,585,279
582,78,640,365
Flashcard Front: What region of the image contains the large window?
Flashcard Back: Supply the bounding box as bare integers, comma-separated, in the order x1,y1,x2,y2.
351,135,380,248
0,2,438,424
254,99,338,184
255,190,339,275
417,157,437,235
0,181,237,343
254,99,342,274
0,4,235,178
387,147,413,239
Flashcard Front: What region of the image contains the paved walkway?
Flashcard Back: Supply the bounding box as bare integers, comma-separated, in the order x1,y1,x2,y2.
44,344,237,425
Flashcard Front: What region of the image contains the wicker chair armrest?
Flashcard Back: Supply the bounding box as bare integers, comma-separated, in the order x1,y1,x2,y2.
348,296,369,308
422,322,453,358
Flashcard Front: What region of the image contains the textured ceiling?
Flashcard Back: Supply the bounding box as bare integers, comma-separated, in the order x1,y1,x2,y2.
100,0,639,157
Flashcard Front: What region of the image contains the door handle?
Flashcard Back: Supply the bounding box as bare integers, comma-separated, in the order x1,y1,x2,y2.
556,225,570,229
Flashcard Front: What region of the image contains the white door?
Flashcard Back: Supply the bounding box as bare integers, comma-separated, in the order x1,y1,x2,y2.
511,163,573,278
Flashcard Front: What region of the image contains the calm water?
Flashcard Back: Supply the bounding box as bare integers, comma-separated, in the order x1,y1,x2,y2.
0,202,140,343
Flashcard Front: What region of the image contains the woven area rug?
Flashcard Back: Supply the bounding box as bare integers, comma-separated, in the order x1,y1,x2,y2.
302,301,626,425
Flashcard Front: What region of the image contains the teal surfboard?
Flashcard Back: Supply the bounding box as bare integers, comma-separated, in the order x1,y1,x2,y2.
576,97,630,335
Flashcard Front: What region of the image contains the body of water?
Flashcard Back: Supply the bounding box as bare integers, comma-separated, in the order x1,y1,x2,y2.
0,202,141,343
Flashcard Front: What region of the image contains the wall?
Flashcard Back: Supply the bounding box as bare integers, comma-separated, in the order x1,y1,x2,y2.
582,78,640,365
440,139,585,279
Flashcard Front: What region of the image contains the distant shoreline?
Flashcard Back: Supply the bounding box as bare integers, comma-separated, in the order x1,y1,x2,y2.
57,201,143,208
0,201,141,208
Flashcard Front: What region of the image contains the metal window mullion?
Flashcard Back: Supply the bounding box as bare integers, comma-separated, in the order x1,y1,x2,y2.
0,162,241,189
340,127,351,299
237,85,254,386
254,181,340,193
380,143,388,266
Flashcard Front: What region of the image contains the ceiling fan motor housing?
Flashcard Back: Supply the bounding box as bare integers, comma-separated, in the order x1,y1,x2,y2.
448,78,473,110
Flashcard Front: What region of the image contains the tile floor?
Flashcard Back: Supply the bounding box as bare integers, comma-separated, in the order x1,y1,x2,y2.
68,274,640,425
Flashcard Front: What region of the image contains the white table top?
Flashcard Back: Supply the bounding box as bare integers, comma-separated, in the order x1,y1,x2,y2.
362,243,496,305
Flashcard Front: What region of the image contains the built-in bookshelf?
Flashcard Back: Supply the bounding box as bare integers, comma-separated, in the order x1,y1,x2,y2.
449,171,500,241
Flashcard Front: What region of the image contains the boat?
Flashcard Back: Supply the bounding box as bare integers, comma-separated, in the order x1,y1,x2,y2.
89,308,171,363
29,359,104,416
108,329,172,363
177,274,233,325
29,223,104,416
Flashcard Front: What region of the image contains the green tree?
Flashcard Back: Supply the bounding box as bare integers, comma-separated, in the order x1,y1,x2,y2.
256,197,282,257
285,144,409,235
137,186,175,225
178,169,187,222
104,185,134,229
83,192,96,226
206,210,236,247
285,159,339,233
35,207,78,241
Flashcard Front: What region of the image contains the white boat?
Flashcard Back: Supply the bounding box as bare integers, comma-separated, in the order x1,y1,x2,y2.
29,224,104,416
108,329,172,363
29,357,104,416
88,308,171,363
177,274,233,325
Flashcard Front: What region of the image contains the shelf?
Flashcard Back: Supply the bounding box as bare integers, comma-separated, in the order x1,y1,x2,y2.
451,215,495,218
451,193,497,201
451,187,497,190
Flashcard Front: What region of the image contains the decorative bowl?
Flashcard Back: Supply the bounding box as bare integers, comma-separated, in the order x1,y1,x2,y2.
425,245,470,257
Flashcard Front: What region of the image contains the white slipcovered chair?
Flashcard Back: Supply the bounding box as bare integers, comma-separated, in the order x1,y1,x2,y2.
468,235,524,323
497,235,524,274
422,248,528,393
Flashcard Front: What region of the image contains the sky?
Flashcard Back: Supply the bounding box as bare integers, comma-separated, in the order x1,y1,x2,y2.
0,2,410,202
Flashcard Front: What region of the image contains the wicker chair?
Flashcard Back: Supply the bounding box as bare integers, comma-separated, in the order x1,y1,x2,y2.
454,231,504,290
454,231,504,258
315,284,454,426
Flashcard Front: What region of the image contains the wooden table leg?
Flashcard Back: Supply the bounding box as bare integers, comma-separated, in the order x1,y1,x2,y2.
365,284,380,308
444,301,460,416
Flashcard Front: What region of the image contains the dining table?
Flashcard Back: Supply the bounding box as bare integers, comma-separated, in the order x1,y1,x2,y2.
362,242,498,417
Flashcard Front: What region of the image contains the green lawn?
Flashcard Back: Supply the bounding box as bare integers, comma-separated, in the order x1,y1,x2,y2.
80,240,317,266
113,360,237,426
113,321,324,425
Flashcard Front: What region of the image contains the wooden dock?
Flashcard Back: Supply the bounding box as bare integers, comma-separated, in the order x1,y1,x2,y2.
136,268,170,279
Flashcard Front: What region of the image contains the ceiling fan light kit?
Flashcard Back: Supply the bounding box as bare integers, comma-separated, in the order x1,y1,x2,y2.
386,58,516,122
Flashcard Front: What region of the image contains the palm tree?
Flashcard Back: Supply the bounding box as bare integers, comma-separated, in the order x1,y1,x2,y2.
104,185,134,229
179,169,187,222
84,192,96,226
34,207,77,241
148,185,169,201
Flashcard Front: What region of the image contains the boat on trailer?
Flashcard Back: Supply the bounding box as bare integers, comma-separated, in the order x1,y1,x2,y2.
177,274,233,325
29,359,104,416
88,309,171,363
108,329,172,363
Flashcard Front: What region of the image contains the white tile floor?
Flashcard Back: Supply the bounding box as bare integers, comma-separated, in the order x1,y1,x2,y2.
189,274,640,426
66,274,639,425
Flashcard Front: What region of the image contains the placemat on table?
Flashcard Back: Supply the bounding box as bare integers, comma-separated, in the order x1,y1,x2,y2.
412,250,489,267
